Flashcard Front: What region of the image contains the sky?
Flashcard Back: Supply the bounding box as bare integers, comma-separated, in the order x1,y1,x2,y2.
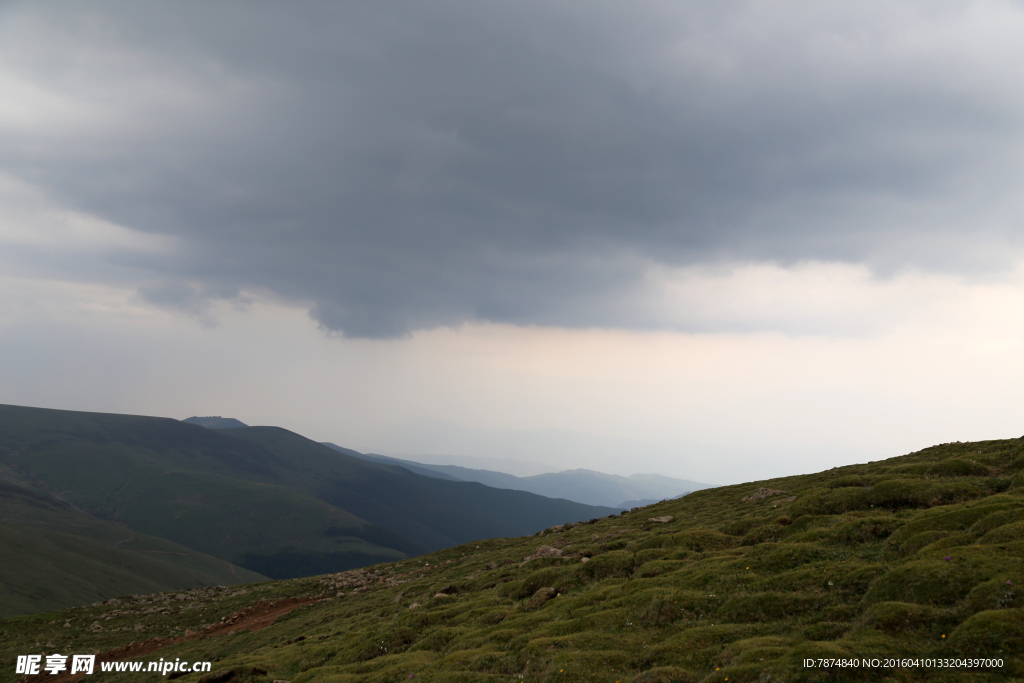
2,1,1024,484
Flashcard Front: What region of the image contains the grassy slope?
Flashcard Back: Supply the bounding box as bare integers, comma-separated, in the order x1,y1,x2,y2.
0,483,266,618
0,405,618,581
0,405,404,577
3,438,1023,682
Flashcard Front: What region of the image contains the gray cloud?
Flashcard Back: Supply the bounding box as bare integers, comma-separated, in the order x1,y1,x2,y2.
2,1,1023,336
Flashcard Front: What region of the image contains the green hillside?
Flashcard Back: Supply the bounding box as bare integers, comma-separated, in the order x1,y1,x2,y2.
3,437,1023,681
0,482,265,618
0,404,617,583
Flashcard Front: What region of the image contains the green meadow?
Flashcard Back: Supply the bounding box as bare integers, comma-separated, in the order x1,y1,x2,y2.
3,437,1023,682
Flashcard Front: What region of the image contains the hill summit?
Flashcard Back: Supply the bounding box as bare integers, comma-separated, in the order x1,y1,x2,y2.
182,415,249,428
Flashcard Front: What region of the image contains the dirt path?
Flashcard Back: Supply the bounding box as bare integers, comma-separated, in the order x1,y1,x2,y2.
111,531,134,548
24,596,324,683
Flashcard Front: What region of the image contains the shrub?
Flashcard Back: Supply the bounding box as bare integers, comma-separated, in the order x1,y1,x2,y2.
824,517,903,544
640,596,685,627
635,560,686,579
578,550,634,581
636,534,673,551
803,622,848,641
965,576,1019,614
758,543,831,570
862,557,999,606
827,475,875,489
719,592,821,623
740,525,783,546
858,601,945,631
894,530,949,555
979,521,1024,544
947,608,1024,655
672,530,736,552
635,548,665,566
632,667,698,683
519,567,568,598
837,564,886,595
927,458,989,477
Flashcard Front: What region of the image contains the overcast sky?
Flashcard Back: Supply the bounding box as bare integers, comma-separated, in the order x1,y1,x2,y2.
3,1,1024,483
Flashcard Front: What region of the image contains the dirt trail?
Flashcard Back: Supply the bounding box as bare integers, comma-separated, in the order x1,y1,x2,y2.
24,596,324,683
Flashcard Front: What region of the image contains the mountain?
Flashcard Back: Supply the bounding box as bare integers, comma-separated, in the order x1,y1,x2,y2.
325,445,712,507
182,416,248,429
617,493,689,509
0,481,265,618
0,404,617,592
321,445,462,481
4,436,1021,679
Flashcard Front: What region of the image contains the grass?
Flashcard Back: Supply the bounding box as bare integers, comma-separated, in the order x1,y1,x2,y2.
0,404,618,589
3,437,1024,681
0,482,264,618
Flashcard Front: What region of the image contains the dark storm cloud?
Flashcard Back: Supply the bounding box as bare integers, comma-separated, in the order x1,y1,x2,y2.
2,1,1023,335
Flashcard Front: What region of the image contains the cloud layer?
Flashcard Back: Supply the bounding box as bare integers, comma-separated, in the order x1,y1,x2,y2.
3,1,1024,336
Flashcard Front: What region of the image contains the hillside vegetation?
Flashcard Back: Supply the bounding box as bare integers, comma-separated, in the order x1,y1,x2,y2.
0,483,264,618
0,404,616,593
4,437,1024,682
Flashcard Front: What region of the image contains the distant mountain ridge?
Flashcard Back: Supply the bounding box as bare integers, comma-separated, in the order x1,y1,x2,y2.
183,415,249,428
321,445,714,507
0,403,618,616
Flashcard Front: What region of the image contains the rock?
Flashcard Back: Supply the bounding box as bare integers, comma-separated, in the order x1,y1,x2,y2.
580,557,590,563
522,545,564,563
89,622,103,632
648,516,674,523
408,603,420,609
197,670,236,683
741,488,788,503
528,587,558,609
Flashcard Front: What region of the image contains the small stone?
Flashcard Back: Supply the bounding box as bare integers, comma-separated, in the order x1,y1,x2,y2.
741,488,788,503
580,557,590,563
648,516,673,523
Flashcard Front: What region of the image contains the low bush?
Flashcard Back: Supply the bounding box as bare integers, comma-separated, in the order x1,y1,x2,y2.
578,550,634,581
719,592,821,623
947,608,1024,655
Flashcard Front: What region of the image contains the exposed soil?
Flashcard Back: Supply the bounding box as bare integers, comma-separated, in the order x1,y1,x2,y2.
22,596,324,683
